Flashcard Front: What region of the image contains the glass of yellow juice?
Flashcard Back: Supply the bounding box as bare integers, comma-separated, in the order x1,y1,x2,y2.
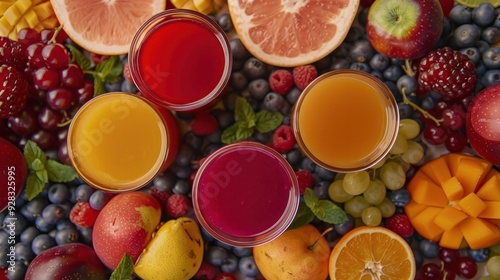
67,92,179,192
292,70,399,173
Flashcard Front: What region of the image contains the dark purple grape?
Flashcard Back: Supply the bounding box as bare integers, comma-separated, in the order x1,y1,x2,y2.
8,108,39,136
30,130,57,151
26,43,45,70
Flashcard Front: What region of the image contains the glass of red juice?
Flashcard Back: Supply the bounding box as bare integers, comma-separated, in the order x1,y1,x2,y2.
128,9,232,112
192,141,300,247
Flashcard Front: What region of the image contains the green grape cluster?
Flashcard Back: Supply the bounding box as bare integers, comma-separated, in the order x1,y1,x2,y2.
327,119,424,227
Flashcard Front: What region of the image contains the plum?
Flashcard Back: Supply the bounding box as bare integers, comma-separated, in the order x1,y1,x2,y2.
0,137,27,212
25,243,107,280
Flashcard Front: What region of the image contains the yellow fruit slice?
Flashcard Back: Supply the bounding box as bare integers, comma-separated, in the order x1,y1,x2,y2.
227,0,360,67
455,0,500,8
329,226,416,280
0,0,58,40
49,0,166,55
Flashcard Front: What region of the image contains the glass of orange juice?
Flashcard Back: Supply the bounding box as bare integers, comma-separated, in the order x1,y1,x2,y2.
292,70,399,173
67,92,179,192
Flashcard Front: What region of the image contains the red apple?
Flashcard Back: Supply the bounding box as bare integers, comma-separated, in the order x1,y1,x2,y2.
0,137,27,212
466,84,500,166
92,191,162,269
25,243,107,280
366,0,444,60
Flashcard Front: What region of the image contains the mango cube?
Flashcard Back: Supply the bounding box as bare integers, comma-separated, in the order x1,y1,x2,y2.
411,207,444,241
441,176,464,201
476,174,500,201
460,217,500,249
421,156,451,185
455,158,488,195
478,201,500,219
412,180,448,207
433,206,468,231
457,193,487,218
439,226,464,249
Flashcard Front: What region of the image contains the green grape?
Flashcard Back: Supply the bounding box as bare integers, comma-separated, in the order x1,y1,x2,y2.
363,180,386,205
389,135,408,155
377,197,396,218
344,196,370,218
480,277,500,280
380,161,406,190
399,118,420,140
343,171,370,195
401,140,424,164
361,206,382,226
328,180,354,203
371,156,387,169
487,256,500,277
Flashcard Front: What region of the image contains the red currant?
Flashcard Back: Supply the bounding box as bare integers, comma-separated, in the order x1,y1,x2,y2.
423,124,448,145
60,64,84,89
457,256,477,279
46,87,75,111
33,67,60,90
42,43,70,69
17,28,41,47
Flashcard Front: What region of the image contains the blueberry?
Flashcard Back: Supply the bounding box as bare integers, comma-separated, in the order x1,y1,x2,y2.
233,246,252,257
15,242,35,262
42,204,67,224
255,131,273,143
35,216,55,233
348,39,374,63
207,246,229,266
104,81,122,92
385,81,402,102
121,80,138,93
230,38,251,60
20,226,40,245
482,47,500,69
452,24,480,49
247,78,270,100
390,58,404,66
200,227,215,243
7,261,27,280
449,5,472,25
398,102,414,119
0,248,7,269
466,247,489,263
383,65,404,82
349,62,371,72
77,226,93,245
460,47,481,65
221,253,239,273
286,87,301,104
203,143,222,157
243,57,269,79
21,197,49,221
389,189,411,207
47,183,69,204
370,70,384,80
75,184,94,202
206,129,222,144
211,109,234,129
31,234,56,255
217,13,233,32
0,231,7,246
285,149,302,166
330,57,350,70
262,92,286,112
170,164,192,179
344,26,365,43
239,256,259,277
55,227,80,245
472,2,496,27
419,239,439,259
313,181,330,200
230,71,248,91
300,157,316,172
334,214,354,235
441,18,452,38
482,26,500,45
420,95,436,111
56,219,75,231
396,75,418,95
175,144,195,167
481,69,500,87
172,179,191,195
153,172,175,192
89,190,109,210
314,165,335,181
369,53,390,71
3,213,28,236
476,40,490,53
412,248,424,269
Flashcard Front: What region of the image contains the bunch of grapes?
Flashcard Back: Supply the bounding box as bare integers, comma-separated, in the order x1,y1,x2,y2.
1,28,94,164
328,118,425,226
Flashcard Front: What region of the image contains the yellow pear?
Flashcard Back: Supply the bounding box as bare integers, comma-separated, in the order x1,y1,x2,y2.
253,224,331,280
134,217,204,280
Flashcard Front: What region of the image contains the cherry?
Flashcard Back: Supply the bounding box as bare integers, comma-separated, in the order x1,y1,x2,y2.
41,43,70,69
17,28,41,47
418,263,442,280
445,131,468,152
60,64,84,89
76,80,94,105
423,124,448,145
8,108,39,136
438,248,460,265
38,107,64,131
30,130,57,151
26,43,46,70
33,67,60,90
46,88,75,111
457,256,478,279
441,104,466,131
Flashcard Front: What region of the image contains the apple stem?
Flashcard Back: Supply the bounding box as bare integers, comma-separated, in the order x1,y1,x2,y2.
403,59,415,77
308,227,333,250
401,87,443,126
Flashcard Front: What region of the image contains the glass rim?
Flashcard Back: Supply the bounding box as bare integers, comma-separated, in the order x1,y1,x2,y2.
291,69,400,173
128,9,232,112
67,92,170,192
192,141,300,247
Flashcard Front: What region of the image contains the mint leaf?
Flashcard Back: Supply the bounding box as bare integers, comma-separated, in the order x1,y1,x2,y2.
25,172,46,201
35,169,48,183
66,44,92,70
235,124,254,141
255,110,283,133
95,56,123,83
288,202,315,230
110,254,133,280
31,158,45,172
315,200,349,224
221,123,240,144
234,97,256,124
93,78,105,97
304,188,319,210
24,140,46,169
46,159,78,183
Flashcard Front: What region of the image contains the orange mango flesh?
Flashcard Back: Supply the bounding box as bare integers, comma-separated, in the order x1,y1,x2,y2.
405,153,500,249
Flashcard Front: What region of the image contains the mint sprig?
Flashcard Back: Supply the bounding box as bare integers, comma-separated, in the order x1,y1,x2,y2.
222,97,283,144
23,140,78,200
110,254,133,280
66,46,123,97
289,188,348,229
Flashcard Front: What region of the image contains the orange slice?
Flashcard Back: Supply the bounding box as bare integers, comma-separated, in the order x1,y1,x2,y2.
227,0,360,67
329,226,416,280
50,0,166,55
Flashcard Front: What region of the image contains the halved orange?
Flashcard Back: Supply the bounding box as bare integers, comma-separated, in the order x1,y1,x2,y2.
227,0,360,67
329,226,416,280
50,0,166,55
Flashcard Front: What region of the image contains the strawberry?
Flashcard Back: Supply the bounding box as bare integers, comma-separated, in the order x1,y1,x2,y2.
293,65,317,90
0,65,30,118
385,213,414,238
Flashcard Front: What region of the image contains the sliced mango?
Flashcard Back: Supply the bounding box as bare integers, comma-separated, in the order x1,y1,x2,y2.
421,156,451,185
457,193,487,218
411,179,448,207
404,200,427,219
476,174,500,201
439,226,464,249
433,206,468,231
441,176,464,201
460,217,500,250
455,158,489,195
411,207,444,241
478,201,500,219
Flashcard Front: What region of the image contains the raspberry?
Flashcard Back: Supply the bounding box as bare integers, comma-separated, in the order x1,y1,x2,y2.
69,201,100,227
0,37,27,71
191,112,219,135
295,169,314,195
417,47,476,101
90,53,110,65
292,65,317,90
165,194,190,218
194,261,216,280
215,273,237,280
150,186,173,205
272,125,296,153
269,69,293,94
0,65,30,118
385,213,414,238
123,63,133,82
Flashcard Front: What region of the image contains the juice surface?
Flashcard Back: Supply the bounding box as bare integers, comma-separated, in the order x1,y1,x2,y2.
138,19,226,105
69,94,167,190
196,147,292,237
298,74,388,168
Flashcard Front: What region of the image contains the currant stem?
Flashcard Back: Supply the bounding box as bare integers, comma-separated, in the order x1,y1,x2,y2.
401,87,442,126
402,59,415,77
308,227,333,250
49,25,64,45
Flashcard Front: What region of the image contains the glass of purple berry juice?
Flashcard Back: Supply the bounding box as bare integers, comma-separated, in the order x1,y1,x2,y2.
192,141,300,246
128,9,232,113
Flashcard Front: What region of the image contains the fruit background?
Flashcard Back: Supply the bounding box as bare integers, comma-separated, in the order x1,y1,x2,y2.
1,0,500,279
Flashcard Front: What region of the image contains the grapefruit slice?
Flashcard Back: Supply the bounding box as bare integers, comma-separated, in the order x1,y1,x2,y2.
50,0,166,55
227,0,360,67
